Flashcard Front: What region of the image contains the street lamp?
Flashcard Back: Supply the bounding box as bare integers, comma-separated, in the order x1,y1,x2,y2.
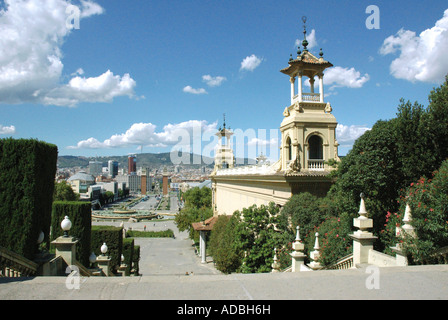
61,216,72,237
89,252,97,268
101,243,108,256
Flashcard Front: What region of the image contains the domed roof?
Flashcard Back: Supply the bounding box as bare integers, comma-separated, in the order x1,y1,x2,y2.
68,171,95,183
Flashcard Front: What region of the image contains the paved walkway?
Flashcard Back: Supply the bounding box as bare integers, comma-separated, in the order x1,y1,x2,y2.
1,217,448,301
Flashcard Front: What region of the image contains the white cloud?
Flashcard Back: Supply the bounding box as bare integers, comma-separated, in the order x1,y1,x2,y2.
42,71,136,107
183,86,207,95
0,0,136,107
336,124,371,147
379,9,448,83
68,120,218,149
240,54,263,72
0,125,16,135
247,137,278,147
324,66,370,89
202,75,227,87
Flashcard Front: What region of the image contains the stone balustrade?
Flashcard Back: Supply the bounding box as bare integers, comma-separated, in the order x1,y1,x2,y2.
0,246,38,277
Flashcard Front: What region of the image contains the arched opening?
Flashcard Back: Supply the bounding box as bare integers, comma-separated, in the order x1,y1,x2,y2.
308,135,323,159
285,137,292,161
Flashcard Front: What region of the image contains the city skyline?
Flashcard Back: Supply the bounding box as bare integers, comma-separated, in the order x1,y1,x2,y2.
1,0,447,161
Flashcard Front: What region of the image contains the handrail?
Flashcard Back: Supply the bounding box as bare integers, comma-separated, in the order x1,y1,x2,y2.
0,246,38,277
324,254,354,270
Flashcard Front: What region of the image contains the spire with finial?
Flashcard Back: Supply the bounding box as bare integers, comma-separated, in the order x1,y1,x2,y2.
301,16,309,52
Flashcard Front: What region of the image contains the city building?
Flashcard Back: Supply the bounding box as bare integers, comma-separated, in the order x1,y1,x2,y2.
108,160,118,178
128,155,136,174
67,171,96,199
210,24,339,216
89,160,102,177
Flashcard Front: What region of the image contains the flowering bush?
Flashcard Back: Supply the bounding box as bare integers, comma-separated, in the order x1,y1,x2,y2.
381,159,448,263
303,214,352,267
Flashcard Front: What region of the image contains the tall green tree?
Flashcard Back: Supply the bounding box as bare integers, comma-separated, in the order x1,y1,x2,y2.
174,187,213,240
54,181,79,201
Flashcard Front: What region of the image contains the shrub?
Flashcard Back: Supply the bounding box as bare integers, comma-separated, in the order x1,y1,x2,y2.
122,238,134,276
0,138,58,259
126,229,174,238
91,225,123,273
51,201,92,266
133,245,140,275
209,215,242,274
304,214,352,267
380,160,448,264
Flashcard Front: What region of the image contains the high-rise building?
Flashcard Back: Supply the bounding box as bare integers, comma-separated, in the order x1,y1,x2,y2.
128,156,136,174
108,160,118,178
89,160,102,177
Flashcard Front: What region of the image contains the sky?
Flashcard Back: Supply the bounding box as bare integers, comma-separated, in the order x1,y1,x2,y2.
1,0,447,163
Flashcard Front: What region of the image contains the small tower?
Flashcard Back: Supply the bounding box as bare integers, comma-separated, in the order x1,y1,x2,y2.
279,17,339,173
212,114,235,173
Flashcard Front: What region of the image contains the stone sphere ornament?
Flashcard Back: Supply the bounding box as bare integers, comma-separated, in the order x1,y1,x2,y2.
101,243,108,256
61,216,72,237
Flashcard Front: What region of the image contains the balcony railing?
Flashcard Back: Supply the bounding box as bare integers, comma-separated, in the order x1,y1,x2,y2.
302,93,320,102
308,159,325,171
292,93,321,103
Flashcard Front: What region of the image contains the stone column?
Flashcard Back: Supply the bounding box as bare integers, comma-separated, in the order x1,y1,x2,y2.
200,230,206,264
309,77,315,93
350,193,377,266
290,76,295,104
290,226,307,272
318,72,324,103
298,72,303,102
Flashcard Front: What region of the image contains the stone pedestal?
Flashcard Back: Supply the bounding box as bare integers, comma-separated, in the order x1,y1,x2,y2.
51,236,78,267
96,255,111,276
350,229,377,265
290,236,307,272
118,264,127,277
350,195,377,265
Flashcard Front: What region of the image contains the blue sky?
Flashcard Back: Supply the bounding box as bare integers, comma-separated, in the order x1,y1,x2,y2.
1,0,447,162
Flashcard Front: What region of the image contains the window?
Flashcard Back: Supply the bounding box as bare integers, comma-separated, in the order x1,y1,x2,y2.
286,137,292,161
308,135,323,159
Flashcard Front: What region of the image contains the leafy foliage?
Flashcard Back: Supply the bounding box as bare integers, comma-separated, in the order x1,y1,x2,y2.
382,160,448,263
208,215,242,274
303,215,352,267
174,187,213,241
54,180,79,201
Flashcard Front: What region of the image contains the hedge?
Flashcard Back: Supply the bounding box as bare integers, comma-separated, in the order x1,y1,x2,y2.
91,225,123,273
122,238,134,276
133,245,140,275
51,201,92,266
0,138,58,260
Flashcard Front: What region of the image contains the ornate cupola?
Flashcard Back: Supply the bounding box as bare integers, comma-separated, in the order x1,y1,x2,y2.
279,17,339,174
212,114,235,173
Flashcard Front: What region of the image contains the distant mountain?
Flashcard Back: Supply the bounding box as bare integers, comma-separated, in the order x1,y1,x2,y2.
58,152,252,169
